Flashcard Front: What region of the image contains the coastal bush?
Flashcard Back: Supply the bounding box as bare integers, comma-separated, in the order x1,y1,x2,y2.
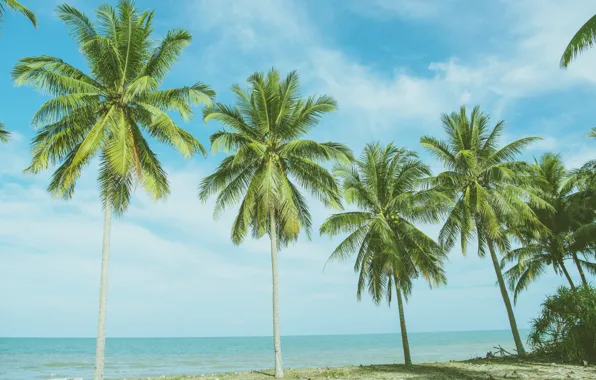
529,285,596,363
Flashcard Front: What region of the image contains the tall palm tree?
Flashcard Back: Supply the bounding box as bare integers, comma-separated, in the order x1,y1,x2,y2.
560,13,596,68
502,153,594,299
0,122,9,142
199,69,351,379
320,143,448,367
13,2,214,379
421,105,548,356
0,0,37,27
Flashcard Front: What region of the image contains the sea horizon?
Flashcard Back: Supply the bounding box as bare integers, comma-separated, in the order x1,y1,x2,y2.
1,327,527,339
1,329,530,380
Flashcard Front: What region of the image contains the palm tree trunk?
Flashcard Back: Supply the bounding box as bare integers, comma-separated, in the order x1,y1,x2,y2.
270,210,284,378
487,241,526,356
558,260,576,290
572,252,588,287
394,276,412,368
93,203,113,380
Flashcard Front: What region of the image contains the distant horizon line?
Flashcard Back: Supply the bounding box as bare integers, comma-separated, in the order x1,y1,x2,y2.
2,328,528,339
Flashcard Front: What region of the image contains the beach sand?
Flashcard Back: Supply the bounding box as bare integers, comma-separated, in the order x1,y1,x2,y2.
131,360,596,379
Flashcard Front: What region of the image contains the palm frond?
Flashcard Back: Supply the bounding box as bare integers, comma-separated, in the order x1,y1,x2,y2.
201,68,347,252
0,122,10,142
2,0,37,26
560,13,596,68
141,29,192,81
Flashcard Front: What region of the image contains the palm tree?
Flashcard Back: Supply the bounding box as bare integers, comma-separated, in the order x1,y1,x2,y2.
13,2,214,379
560,13,596,68
421,105,548,356
502,153,594,299
0,0,37,27
0,122,9,142
199,69,351,378
320,143,448,367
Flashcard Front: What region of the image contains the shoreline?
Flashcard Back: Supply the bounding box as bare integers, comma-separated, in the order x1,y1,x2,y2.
128,359,596,380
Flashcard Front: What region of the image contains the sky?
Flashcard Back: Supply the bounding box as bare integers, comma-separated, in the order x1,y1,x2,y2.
0,0,595,338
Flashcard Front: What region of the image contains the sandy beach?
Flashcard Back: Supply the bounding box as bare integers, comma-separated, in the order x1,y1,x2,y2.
129,360,596,380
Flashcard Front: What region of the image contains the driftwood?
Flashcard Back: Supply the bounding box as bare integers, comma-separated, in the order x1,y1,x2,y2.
485,345,518,359
493,345,517,357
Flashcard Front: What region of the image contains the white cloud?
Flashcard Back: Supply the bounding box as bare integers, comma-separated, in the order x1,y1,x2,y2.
190,0,596,138
351,0,459,20
564,145,596,169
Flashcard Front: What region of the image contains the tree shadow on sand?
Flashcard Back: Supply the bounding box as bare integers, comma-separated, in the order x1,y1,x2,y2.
357,363,492,379
252,370,275,377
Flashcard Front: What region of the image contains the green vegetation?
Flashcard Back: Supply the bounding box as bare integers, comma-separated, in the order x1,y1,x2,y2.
11,1,214,379
561,12,596,68
1,1,596,379
320,143,448,367
0,0,36,27
0,122,9,142
199,69,352,378
503,153,596,298
529,286,596,364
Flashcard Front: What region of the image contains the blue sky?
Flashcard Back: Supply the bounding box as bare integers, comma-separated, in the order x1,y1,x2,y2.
0,0,595,338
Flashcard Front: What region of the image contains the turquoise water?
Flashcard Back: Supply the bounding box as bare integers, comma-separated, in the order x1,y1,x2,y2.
0,330,528,380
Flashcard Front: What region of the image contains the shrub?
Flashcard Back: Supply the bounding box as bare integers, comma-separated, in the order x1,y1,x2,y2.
529,285,596,363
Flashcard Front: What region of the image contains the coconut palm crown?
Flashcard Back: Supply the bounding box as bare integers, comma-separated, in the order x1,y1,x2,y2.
200,69,352,245
13,1,214,214
321,143,448,302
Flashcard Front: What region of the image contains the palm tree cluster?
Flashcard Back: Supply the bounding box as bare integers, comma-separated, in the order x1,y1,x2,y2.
1,1,596,379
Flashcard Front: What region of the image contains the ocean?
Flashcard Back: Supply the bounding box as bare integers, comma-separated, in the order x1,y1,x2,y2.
0,330,528,380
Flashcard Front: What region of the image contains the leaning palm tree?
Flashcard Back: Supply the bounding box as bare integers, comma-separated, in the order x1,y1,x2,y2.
0,0,37,27
0,122,9,142
13,2,214,379
502,153,590,299
421,105,548,356
199,69,351,379
561,13,596,68
320,143,448,367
